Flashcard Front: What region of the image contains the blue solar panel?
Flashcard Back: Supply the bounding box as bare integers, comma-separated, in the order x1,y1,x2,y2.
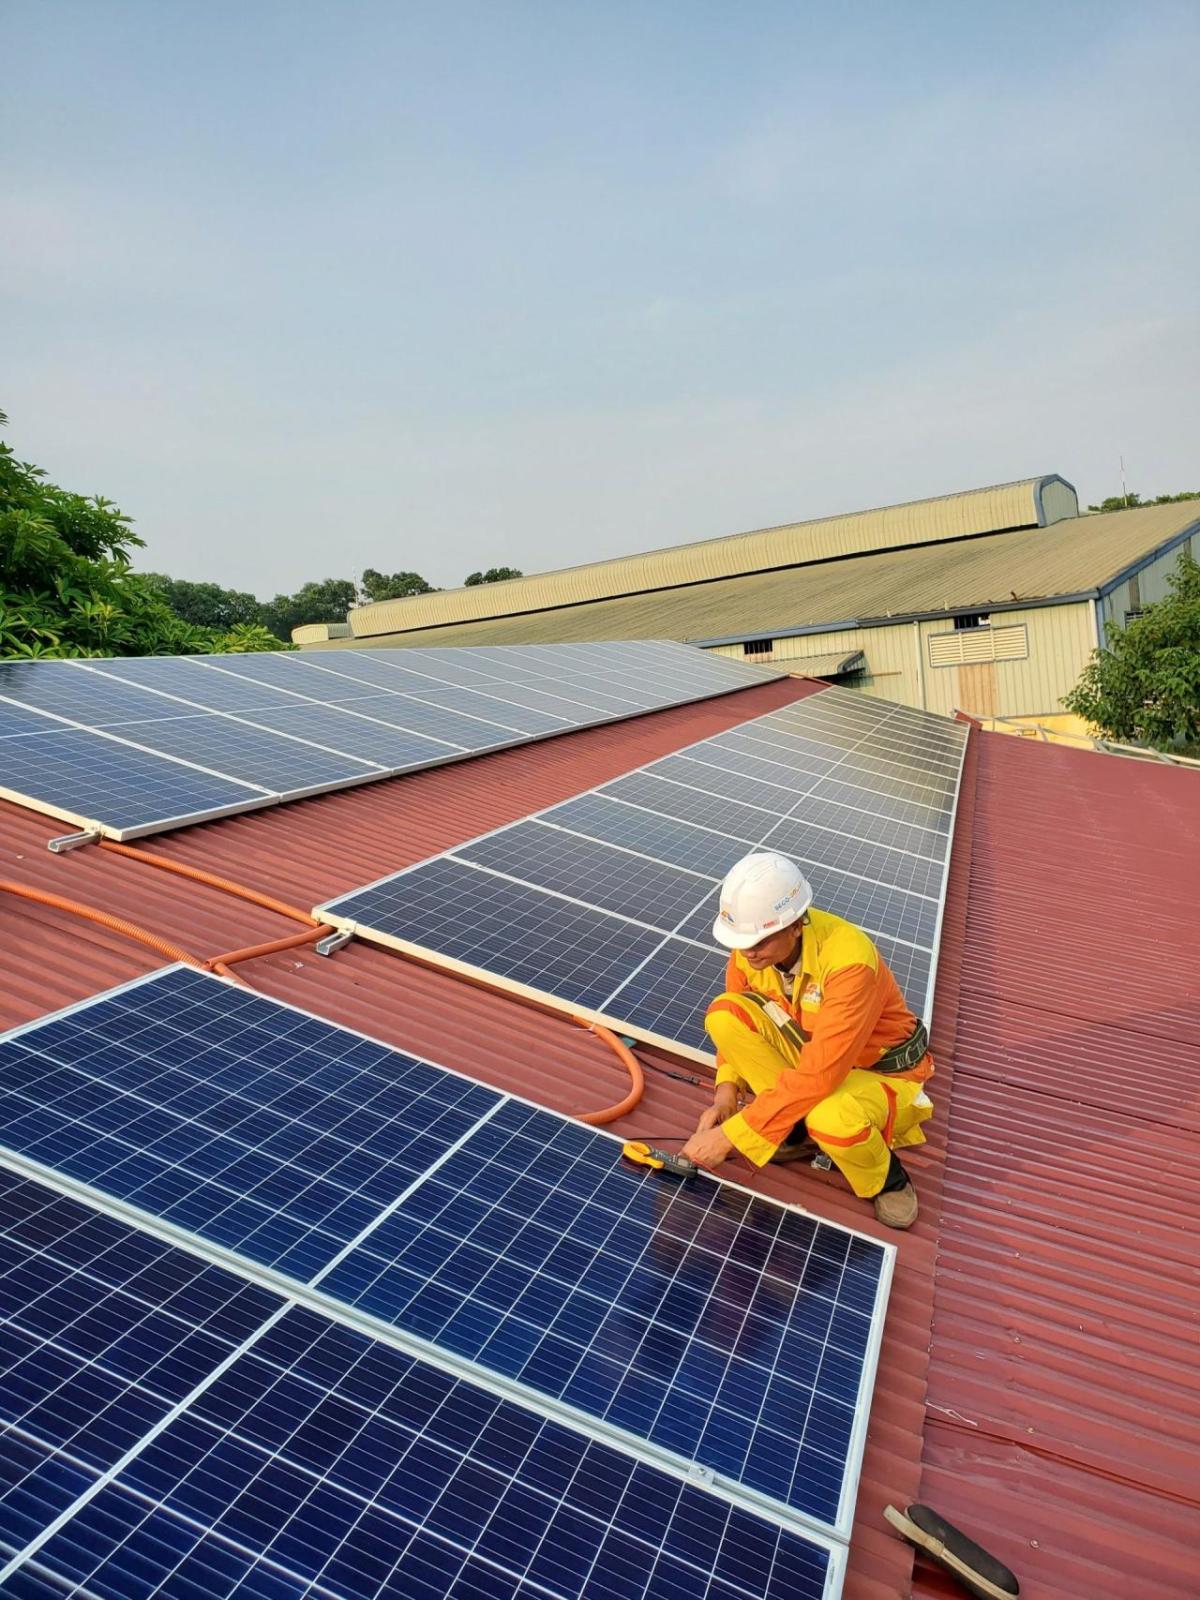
0,967,500,1280
0,702,63,739
101,714,383,792
224,702,467,767
458,821,716,932
320,1097,889,1532
89,655,316,711
335,856,667,1011
0,1170,282,1558
551,794,750,879
3,1301,837,1600
0,728,265,832
304,690,519,750
0,663,190,726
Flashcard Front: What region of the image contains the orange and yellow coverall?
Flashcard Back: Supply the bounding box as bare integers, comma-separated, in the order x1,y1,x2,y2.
705,907,935,1197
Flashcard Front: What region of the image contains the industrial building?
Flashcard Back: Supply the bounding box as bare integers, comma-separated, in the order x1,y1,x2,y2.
309,478,1200,722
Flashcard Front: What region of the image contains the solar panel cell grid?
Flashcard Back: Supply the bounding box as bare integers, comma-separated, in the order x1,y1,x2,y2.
88,657,311,712
607,939,728,1049
0,728,264,831
228,703,464,766
0,702,62,739
548,795,749,879
0,1171,281,1488
335,857,667,1012
791,796,944,859
807,777,952,832
320,1098,888,1530
601,772,779,839
317,691,519,749
10,1304,834,1600
761,818,945,896
103,714,382,792
649,754,798,813
0,969,500,1281
456,822,714,934
0,664,187,726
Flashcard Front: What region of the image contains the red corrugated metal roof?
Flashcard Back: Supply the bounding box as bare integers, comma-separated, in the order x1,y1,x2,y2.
3,676,1195,1598
912,732,1200,1600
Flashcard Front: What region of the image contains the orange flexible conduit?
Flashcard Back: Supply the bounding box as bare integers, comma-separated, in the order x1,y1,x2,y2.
0,879,212,972
6,839,646,1123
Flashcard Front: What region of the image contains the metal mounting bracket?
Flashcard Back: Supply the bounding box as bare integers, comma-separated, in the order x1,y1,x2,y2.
47,829,101,855
315,928,354,958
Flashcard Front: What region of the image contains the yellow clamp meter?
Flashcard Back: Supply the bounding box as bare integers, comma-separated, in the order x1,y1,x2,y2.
621,1141,698,1181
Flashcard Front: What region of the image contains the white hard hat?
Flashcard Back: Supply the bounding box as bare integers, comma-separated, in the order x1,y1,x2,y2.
712,852,813,950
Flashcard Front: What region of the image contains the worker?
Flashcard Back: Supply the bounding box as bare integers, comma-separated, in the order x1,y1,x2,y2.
680,851,934,1229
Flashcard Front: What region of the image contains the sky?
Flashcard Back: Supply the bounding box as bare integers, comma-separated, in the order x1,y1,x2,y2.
4,0,1198,599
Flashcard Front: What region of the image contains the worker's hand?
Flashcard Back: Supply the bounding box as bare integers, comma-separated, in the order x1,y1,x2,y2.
712,1082,739,1123
680,1124,735,1169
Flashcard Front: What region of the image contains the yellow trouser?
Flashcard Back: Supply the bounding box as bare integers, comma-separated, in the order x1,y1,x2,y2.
707,999,934,1198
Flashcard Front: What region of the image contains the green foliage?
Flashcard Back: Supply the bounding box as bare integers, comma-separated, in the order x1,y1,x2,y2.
143,573,263,631
0,410,289,657
464,566,523,586
360,568,436,603
260,578,359,640
1086,491,1200,513
1065,548,1200,749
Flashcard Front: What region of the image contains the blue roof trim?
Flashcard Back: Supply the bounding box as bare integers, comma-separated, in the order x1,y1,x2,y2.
1096,515,1200,598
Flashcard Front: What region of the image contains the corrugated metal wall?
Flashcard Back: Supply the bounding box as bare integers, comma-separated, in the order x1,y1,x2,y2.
1101,528,1199,631
711,601,1099,719
349,478,1065,638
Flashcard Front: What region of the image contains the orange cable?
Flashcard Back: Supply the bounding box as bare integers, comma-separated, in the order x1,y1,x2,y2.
209,925,332,978
14,837,649,1124
0,879,209,971
96,839,320,926
571,1017,645,1124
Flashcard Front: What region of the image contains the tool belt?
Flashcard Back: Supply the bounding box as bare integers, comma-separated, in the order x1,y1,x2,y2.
727,993,928,1073
872,1021,929,1074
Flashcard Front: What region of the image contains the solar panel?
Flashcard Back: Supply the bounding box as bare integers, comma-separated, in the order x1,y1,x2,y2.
0,1193,840,1598
0,967,890,1574
0,641,782,842
0,968,500,1280
318,686,968,1058
321,1094,889,1532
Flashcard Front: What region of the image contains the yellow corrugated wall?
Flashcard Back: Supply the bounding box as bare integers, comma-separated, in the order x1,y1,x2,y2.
710,601,1098,719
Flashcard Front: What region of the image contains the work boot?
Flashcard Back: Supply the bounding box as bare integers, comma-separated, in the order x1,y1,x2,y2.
873,1182,919,1229
770,1125,816,1164
872,1152,918,1229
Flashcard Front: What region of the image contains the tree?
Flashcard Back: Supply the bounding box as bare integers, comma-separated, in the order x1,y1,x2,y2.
360,568,436,603
1087,491,1200,513
260,578,359,640
143,574,264,632
1064,547,1200,750
464,566,523,587
0,409,286,657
